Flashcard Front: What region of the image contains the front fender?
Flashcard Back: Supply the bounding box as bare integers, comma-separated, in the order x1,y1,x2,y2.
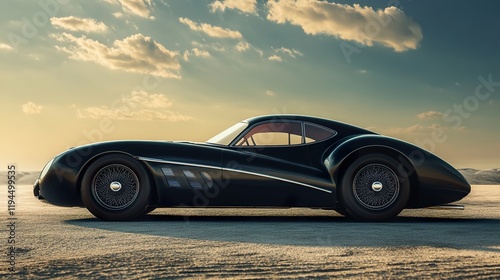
324,135,418,179
37,144,137,207
324,134,470,207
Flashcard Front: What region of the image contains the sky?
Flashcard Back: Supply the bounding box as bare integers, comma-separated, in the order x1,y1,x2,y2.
0,0,499,171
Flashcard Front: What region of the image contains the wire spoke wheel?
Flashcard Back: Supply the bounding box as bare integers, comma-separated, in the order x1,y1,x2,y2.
92,164,140,210
352,164,399,210
82,155,151,220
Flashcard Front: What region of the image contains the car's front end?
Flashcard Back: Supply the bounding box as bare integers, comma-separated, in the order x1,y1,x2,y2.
33,150,84,207
411,151,471,208
327,134,471,209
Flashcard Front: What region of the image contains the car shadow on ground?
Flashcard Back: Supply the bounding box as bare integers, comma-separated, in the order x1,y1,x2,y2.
65,213,500,251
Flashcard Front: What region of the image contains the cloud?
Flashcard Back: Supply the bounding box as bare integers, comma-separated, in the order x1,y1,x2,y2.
77,91,191,121
51,16,108,33
210,0,258,15
104,0,154,19
267,47,302,62
191,48,211,57
182,50,190,61
192,41,225,52
384,123,467,135
266,0,422,52
183,48,211,61
22,102,42,114
417,111,445,120
384,124,443,135
179,17,243,39
235,41,263,56
52,33,181,79
274,47,303,58
268,54,282,62
77,108,190,121
123,90,172,108
236,41,250,52
265,90,276,96
0,43,13,51
357,69,368,74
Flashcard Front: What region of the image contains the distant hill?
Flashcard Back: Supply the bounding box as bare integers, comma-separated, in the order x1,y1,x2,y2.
458,168,500,185
1,169,499,185
0,171,40,185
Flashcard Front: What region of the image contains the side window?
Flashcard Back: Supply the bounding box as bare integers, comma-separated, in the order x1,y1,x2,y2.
236,122,303,146
304,123,336,143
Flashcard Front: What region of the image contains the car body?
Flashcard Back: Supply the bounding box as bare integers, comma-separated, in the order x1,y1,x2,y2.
34,114,471,221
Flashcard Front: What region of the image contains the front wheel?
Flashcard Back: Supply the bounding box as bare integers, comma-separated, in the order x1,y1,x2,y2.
340,154,410,221
81,154,151,221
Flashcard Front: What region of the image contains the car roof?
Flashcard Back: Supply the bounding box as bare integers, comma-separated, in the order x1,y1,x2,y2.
243,114,375,135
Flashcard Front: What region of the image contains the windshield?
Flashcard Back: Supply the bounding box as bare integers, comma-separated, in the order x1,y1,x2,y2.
206,121,248,145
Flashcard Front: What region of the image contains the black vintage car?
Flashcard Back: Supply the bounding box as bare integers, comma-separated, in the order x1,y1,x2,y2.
34,114,470,221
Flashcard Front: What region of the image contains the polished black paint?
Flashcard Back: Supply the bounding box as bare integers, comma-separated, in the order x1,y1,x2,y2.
34,115,471,212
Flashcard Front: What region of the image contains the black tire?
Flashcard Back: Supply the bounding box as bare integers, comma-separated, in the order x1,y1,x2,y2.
334,208,352,218
81,154,151,221
142,206,157,215
340,153,410,221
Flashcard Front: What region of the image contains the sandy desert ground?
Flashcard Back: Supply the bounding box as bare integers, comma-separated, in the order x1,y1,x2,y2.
1,183,500,279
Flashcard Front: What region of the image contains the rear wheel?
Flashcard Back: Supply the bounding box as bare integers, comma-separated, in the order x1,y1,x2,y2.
340,154,410,221
81,154,151,221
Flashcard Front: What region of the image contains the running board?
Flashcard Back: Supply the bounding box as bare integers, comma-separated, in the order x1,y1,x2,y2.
428,204,465,210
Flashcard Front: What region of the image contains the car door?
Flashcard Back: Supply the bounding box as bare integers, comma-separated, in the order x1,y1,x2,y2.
218,120,336,207
138,141,225,207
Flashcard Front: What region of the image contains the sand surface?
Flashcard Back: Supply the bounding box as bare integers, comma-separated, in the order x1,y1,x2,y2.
1,185,500,279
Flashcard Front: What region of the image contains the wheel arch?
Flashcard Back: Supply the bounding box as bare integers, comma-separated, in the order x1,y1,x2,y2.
76,151,158,205
332,146,419,208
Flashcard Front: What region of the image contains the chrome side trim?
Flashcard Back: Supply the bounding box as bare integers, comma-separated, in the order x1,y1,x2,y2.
428,204,465,210
223,167,332,193
136,156,332,193
137,157,221,171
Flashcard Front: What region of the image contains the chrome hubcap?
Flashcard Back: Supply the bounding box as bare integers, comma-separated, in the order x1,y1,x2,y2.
353,164,399,210
110,181,122,192
371,181,383,192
